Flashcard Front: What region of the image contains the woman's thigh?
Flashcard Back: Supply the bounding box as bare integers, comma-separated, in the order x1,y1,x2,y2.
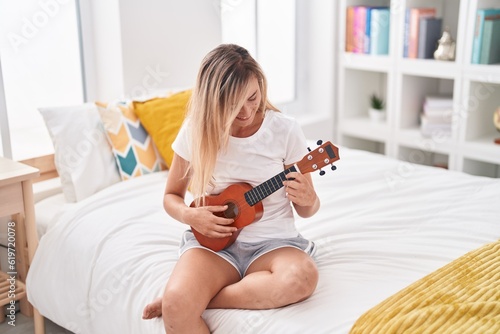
246,247,317,275
164,248,241,311
245,247,318,301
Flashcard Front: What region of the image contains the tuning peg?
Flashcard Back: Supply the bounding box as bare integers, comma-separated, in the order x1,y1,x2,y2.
331,165,337,171
316,139,323,145
307,147,311,152
319,170,326,176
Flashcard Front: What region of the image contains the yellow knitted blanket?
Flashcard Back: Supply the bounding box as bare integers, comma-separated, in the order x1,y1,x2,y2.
350,240,500,334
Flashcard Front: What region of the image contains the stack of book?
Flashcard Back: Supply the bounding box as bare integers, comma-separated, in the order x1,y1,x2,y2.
403,7,442,59
345,6,390,55
420,95,453,137
471,8,500,65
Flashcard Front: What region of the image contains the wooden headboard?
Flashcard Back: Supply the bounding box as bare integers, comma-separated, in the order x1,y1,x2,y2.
20,154,58,183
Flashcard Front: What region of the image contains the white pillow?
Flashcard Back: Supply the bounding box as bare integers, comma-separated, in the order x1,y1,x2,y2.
39,103,121,202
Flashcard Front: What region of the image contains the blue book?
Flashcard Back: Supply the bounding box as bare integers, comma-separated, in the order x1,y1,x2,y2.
370,8,390,55
364,7,372,53
479,18,500,64
471,8,500,64
418,17,442,59
403,8,410,57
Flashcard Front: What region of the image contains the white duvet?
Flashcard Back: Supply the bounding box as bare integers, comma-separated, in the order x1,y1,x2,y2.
27,147,500,334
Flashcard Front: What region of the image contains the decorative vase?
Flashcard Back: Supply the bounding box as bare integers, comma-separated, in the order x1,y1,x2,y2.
494,107,500,145
434,29,456,61
369,108,385,122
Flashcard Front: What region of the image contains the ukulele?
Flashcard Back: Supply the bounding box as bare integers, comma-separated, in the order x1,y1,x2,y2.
190,140,340,251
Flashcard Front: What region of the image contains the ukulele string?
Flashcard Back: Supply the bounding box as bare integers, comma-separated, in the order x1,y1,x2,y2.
208,182,288,213
201,166,298,213
243,175,290,209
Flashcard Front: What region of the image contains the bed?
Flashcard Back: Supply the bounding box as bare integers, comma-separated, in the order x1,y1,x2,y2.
24,96,500,334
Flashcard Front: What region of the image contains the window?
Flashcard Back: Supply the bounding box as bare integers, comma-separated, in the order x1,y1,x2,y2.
0,0,84,160
220,0,296,105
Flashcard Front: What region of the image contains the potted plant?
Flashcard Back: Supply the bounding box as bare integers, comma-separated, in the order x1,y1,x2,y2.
369,93,386,122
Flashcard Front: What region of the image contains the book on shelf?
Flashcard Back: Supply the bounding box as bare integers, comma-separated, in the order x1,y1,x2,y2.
422,107,453,122
418,17,442,59
408,7,437,58
421,94,453,137
421,114,452,126
479,18,500,64
364,6,372,53
471,8,500,64
345,6,390,55
370,8,390,55
424,94,453,109
420,113,452,137
403,8,410,57
346,6,355,52
353,6,367,53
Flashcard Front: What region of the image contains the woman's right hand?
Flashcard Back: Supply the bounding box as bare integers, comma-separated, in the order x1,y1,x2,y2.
183,205,237,238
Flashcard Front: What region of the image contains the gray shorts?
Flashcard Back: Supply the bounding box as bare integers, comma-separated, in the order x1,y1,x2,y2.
179,230,317,277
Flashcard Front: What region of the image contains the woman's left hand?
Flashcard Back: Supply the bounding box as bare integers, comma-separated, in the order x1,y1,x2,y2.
282,172,317,207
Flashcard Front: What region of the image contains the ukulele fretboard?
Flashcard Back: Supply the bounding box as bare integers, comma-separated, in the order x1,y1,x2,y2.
244,166,298,206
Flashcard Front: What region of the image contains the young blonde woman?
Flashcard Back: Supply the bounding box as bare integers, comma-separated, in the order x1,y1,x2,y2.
143,44,320,333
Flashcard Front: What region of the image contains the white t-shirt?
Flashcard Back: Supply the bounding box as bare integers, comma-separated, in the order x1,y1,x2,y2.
172,110,309,242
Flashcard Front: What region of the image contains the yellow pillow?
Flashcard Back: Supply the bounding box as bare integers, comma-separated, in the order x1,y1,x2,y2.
133,90,191,169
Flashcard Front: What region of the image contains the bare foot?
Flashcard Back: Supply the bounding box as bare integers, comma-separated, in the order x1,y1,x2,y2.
142,297,162,319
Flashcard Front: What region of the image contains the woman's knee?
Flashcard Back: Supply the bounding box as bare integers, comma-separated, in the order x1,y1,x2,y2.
294,258,318,296
162,287,194,323
277,257,319,303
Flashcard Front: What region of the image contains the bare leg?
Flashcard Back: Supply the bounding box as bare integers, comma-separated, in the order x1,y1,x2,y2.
208,247,318,309
143,248,318,324
143,248,240,333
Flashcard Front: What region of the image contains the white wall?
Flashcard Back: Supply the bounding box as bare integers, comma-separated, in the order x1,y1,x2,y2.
85,0,124,101
84,0,336,141
87,0,222,101
285,0,336,141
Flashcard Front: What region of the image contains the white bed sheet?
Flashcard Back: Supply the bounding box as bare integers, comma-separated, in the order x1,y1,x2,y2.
27,147,500,334
35,192,70,237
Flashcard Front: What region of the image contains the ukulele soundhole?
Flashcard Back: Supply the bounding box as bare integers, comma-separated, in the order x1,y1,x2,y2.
224,202,239,219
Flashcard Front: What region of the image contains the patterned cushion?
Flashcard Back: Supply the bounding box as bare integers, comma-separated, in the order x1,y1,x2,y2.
96,101,166,180
133,90,191,169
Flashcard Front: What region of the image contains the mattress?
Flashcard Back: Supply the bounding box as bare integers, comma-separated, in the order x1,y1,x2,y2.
27,147,500,333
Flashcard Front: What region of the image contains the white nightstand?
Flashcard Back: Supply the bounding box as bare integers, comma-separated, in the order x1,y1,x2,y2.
0,157,45,334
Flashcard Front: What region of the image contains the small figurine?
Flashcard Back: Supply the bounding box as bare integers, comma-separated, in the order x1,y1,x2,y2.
434,29,456,61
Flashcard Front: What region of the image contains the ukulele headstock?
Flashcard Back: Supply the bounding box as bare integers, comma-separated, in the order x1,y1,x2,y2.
297,140,340,175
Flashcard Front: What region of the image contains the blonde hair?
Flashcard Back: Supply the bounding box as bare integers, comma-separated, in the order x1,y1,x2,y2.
187,44,278,205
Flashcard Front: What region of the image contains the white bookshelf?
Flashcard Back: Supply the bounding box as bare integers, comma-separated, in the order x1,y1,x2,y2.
336,0,500,178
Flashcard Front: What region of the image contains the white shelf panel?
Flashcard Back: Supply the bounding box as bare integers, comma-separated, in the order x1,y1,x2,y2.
397,128,455,154
463,65,500,84
337,0,500,178
340,117,390,142
462,134,500,165
400,59,459,79
339,53,392,72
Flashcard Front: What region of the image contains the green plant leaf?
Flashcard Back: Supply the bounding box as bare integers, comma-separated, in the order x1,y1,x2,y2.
370,93,385,110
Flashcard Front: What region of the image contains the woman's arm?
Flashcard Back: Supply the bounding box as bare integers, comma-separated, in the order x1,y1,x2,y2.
164,153,237,238
282,168,320,218
163,153,191,221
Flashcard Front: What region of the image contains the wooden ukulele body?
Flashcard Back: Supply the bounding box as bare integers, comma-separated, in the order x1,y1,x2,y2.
190,183,264,252
189,140,339,252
